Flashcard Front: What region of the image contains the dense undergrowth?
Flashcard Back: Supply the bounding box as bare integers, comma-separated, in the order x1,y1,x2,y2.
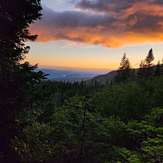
12,76,163,163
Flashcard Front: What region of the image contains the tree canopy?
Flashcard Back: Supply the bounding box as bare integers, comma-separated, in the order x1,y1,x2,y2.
0,0,42,162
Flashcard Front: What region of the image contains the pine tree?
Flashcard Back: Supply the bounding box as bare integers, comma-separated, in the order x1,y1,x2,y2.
0,0,43,161
119,53,130,70
138,49,155,78
145,48,154,68
116,53,131,82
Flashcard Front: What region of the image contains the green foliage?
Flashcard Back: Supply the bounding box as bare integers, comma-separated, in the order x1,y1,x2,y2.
142,137,163,162
1,12,163,161
12,75,163,162
93,76,163,120
12,122,55,162
2,3,163,161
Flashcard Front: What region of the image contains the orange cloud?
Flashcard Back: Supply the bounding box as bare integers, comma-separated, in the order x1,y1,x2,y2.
123,2,163,17
30,1,163,47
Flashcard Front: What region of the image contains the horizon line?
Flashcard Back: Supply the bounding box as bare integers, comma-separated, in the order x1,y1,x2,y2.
38,65,113,73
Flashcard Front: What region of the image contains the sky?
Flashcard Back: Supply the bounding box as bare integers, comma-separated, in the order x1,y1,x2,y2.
28,0,163,72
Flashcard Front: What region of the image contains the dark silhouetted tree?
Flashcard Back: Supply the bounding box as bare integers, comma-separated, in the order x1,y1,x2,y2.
0,0,43,162
116,53,131,82
145,48,154,68
138,49,155,78
119,53,130,70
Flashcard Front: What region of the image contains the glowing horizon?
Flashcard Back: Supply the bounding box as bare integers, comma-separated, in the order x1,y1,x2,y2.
28,0,163,71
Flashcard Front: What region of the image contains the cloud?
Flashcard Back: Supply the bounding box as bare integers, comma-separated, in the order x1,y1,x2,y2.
30,0,163,47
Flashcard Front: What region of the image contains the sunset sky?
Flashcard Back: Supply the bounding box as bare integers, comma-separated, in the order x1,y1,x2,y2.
28,0,163,72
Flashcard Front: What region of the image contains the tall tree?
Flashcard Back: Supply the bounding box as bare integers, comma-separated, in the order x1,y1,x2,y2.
116,53,131,82
138,49,155,78
119,53,130,70
0,0,42,161
145,48,154,68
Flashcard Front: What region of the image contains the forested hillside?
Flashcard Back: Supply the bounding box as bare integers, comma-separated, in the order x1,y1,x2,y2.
12,72,163,162
11,49,163,162
1,1,163,163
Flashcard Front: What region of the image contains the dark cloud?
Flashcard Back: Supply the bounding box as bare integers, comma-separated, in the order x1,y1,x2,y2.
30,0,163,47
40,7,114,28
76,0,133,14
77,0,163,13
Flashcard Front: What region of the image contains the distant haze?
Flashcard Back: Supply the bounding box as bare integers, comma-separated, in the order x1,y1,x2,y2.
40,68,104,81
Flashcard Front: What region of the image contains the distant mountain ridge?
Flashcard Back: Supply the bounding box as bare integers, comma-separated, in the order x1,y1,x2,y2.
90,70,117,84
40,68,102,81
91,64,163,84
40,64,163,83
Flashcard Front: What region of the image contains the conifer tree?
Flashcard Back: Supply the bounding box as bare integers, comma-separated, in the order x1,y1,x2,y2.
145,48,154,68
116,53,131,82
119,53,130,70
0,0,43,161
138,49,155,78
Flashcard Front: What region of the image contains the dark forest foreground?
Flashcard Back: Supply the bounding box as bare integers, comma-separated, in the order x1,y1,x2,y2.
1,0,163,162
